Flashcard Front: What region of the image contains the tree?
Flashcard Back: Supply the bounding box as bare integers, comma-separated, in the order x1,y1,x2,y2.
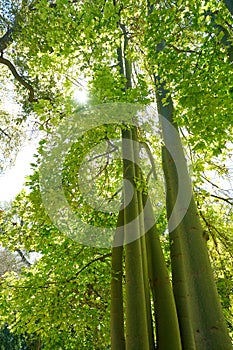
0,0,233,349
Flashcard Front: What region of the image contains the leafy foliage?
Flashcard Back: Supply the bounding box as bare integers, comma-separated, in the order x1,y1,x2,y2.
0,0,232,347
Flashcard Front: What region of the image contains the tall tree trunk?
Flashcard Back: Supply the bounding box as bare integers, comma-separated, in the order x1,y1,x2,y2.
143,193,182,350
162,146,196,350
122,127,150,350
111,209,125,350
132,127,155,350
157,84,232,350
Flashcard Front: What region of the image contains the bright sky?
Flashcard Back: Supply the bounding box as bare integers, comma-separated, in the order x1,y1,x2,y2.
0,87,88,204
0,141,38,203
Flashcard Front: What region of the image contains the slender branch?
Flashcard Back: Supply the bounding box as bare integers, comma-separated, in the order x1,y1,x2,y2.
0,55,35,101
194,32,212,73
85,145,118,163
200,174,223,191
199,209,233,258
0,1,42,102
168,44,196,54
75,253,111,277
64,73,89,91
0,27,14,52
199,210,217,244
196,184,233,205
210,193,233,205
15,249,32,267
0,127,11,139
108,186,123,201
140,141,157,180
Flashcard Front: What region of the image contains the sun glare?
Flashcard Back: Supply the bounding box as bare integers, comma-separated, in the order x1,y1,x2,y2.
73,89,88,104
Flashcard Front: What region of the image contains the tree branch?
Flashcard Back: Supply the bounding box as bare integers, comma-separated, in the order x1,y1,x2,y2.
0,127,11,140
15,249,32,267
0,27,14,52
168,44,196,54
0,1,41,102
75,253,111,277
210,193,233,205
0,55,35,102
140,141,157,180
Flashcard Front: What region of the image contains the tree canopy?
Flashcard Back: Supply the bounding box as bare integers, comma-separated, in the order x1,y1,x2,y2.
0,0,232,349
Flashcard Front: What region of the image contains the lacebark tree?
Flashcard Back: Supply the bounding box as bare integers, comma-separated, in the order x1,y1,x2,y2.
0,1,232,349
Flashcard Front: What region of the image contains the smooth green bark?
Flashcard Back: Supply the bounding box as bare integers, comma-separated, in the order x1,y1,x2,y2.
122,127,150,350
111,210,125,350
132,127,155,350
143,193,182,350
162,146,196,350
157,87,232,350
